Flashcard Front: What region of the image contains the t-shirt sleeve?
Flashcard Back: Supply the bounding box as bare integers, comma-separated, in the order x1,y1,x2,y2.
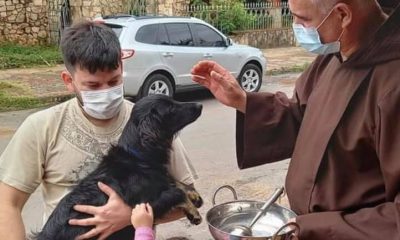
0,115,45,193
167,137,198,185
134,227,155,240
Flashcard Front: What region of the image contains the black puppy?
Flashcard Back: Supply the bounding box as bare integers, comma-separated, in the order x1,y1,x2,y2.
35,95,203,240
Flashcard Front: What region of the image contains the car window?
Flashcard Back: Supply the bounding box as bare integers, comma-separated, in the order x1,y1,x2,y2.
158,24,170,45
165,23,194,46
104,24,123,38
135,24,158,44
191,24,225,47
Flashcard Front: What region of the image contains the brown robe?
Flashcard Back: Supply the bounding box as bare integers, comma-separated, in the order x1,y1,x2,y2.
236,4,400,240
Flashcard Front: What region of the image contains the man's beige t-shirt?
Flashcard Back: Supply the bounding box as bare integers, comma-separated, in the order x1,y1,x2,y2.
0,98,198,222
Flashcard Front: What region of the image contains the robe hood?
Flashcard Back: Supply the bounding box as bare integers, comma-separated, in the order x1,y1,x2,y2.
344,3,400,68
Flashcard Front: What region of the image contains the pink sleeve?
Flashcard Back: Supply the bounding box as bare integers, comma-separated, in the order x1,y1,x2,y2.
134,227,155,240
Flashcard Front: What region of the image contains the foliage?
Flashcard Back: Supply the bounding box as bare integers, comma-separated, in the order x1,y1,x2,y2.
188,0,293,33
0,43,63,70
210,0,256,34
190,0,208,6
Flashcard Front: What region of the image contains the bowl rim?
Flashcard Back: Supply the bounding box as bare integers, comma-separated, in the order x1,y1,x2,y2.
205,200,297,237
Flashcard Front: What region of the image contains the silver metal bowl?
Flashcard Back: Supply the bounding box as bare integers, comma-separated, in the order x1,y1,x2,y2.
206,185,299,240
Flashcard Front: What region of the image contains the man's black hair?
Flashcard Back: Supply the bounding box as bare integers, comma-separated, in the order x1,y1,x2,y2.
60,20,121,74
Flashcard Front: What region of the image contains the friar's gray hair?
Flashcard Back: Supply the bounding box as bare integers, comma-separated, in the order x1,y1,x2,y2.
312,0,378,14
311,0,339,14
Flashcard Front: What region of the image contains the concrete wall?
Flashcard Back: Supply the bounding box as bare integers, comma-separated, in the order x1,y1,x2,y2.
230,28,296,49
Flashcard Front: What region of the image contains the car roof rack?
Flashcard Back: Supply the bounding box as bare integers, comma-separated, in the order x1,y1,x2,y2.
101,14,193,22
134,15,192,20
102,14,135,19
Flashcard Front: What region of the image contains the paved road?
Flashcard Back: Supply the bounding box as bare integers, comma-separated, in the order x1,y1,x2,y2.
0,74,298,239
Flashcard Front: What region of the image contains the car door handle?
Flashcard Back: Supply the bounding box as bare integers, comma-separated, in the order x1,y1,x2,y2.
162,52,174,57
203,53,213,59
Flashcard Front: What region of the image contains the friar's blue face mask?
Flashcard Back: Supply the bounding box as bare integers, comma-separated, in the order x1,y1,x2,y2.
292,7,344,55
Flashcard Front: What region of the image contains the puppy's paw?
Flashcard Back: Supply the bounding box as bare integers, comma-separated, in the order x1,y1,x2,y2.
186,212,202,225
187,190,203,208
179,202,203,225
176,181,204,208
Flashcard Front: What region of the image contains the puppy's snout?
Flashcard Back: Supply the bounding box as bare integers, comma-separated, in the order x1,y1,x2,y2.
192,103,202,118
194,103,202,113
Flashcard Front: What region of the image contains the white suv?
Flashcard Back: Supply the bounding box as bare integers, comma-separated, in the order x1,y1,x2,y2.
98,15,267,98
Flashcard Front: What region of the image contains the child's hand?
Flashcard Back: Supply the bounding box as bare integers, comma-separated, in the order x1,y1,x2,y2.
131,203,154,228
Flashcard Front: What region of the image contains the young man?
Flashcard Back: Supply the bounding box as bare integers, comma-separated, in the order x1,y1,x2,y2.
192,0,400,239
0,21,198,240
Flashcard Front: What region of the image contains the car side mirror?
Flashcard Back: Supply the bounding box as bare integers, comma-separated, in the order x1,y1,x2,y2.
226,38,232,47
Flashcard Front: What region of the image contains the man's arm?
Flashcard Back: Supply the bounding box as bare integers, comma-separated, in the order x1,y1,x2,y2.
69,182,191,240
0,182,30,240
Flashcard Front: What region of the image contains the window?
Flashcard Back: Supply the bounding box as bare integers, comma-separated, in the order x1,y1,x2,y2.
165,23,194,46
191,24,225,47
158,24,169,45
135,24,158,44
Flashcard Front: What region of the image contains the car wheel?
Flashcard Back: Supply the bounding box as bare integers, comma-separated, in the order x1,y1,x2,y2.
238,63,262,93
140,73,174,98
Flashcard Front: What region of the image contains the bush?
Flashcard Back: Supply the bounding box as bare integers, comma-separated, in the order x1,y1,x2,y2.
0,43,63,70
213,0,255,34
191,0,255,34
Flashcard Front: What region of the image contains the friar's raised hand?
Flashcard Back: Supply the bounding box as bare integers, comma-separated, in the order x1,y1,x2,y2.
191,60,247,113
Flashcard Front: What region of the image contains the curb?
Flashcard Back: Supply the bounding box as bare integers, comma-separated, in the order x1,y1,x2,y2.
37,94,75,103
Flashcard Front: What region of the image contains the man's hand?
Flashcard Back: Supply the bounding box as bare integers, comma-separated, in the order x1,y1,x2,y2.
191,60,247,113
68,182,132,240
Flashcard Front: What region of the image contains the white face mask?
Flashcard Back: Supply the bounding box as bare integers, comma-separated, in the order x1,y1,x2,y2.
292,7,344,55
79,84,124,120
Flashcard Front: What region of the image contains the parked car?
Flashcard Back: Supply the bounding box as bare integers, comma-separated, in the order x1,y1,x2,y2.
96,15,267,98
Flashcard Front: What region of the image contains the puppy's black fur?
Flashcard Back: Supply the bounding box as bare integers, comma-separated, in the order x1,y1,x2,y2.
35,95,203,240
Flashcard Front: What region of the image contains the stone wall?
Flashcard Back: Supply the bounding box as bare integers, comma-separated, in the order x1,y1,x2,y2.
69,0,187,21
230,28,296,49
0,0,49,45
69,0,128,20
155,0,188,16
0,0,295,47
0,0,131,45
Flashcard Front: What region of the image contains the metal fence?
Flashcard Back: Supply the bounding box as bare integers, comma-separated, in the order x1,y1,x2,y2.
47,0,63,44
184,1,292,34
47,0,72,45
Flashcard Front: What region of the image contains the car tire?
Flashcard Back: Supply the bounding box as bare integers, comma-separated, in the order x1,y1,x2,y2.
238,63,262,93
139,73,174,99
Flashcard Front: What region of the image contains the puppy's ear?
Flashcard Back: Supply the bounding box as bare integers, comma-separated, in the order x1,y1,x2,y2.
118,119,139,148
137,115,162,148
